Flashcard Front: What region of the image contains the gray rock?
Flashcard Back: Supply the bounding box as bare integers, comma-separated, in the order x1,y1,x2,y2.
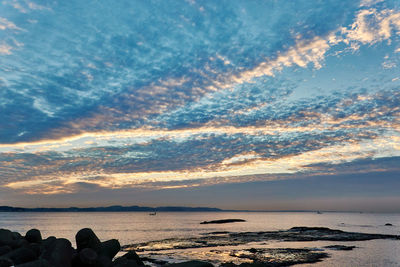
25,229,42,244
75,228,101,253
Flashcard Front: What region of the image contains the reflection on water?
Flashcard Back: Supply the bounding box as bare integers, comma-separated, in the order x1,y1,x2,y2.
1,212,399,245
0,212,399,266
139,244,329,266
135,239,400,267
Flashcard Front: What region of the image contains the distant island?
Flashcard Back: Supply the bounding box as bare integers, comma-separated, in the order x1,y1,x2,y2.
0,206,339,213
0,205,223,212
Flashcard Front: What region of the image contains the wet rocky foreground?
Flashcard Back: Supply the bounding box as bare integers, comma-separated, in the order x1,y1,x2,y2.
0,227,399,266
123,227,400,266
125,226,400,252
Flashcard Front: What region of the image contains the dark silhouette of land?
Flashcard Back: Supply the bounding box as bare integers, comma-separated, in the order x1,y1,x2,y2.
0,205,222,212
200,219,246,224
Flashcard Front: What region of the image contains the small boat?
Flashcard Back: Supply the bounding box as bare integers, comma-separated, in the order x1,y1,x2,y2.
149,211,156,215
316,211,322,214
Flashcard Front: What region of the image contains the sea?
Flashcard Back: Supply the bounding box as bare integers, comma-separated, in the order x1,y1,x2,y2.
0,212,399,266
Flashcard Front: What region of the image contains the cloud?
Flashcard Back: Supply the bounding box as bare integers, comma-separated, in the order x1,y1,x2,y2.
4,150,400,196
2,126,399,194
343,8,400,46
2,0,51,13
1,0,400,201
6,179,106,195
0,17,21,30
0,43,13,54
0,0,361,143
360,0,384,7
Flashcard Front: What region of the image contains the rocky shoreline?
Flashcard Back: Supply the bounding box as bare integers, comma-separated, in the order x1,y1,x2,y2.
0,227,146,267
1,227,399,266
125,226,400,252
124,226,400,266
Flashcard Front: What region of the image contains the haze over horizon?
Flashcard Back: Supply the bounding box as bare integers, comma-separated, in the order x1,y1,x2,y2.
1,0,400,212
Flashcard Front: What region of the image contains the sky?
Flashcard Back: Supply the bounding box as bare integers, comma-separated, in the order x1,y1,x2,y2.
0,0,400,211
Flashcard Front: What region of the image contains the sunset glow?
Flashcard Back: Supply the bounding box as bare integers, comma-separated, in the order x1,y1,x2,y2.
1,0,400,210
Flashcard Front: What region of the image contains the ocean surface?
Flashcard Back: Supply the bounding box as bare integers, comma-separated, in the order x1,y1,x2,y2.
1,212,399,266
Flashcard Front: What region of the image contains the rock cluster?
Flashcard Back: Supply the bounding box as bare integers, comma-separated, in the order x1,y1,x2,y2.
199,219,245,225
0,228,144,267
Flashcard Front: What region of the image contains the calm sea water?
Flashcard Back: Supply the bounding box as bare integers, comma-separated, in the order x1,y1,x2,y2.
0,212,399,266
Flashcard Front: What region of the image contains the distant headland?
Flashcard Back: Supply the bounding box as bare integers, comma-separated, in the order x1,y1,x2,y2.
0,205,223,212
0,206,337,213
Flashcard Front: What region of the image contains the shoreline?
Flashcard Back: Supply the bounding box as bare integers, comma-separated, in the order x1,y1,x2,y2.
1,226,399,266
124,226,400,266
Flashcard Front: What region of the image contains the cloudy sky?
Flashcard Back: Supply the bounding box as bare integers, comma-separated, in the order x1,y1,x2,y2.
1,0,400,211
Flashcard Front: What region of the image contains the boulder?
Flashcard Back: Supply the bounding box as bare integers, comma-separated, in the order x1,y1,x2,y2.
0,228,133,267
0,258,13,267
248,248,258,253
220,263,265,267
2,247,37,265
0,246,12,256
15,258,51,267
100,239,121,259
25,229,42,243
11,232,22,240
324,245,356,251
200,219,245,224
28,243,42,257
97,255,113,267
112,258,142,267
40,237,57,260
113,251,144,266
45,238,74,267
75,228,101,253
0,229,13,246
10,238,29,249
42,236,56,250
72,247,98,266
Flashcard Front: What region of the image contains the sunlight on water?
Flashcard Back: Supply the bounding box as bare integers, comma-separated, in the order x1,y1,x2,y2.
0,212,399,266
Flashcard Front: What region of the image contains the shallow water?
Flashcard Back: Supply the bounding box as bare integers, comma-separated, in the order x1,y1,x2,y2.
0,212,399,266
